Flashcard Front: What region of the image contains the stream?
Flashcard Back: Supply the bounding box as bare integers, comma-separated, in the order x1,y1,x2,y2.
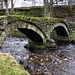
0,37,75,75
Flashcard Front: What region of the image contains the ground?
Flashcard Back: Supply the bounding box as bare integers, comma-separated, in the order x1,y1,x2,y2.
0,52,29,75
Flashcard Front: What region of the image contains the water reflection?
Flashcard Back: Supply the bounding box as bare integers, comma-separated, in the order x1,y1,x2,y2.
0,37,75,75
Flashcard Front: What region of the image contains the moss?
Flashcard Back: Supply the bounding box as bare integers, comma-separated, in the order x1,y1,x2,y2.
43,17,50,22
30,17,38,21
5,15,62,24
28,40,43,46
25,39,57,50
25,40,57,50
37,18,43,22
38,17,50,22
0,52,29,75
30,17,62,23
6,15,19,20
25,44,46,50
25,40,47,50
26,17,50,23
50,17,60,22
6,15,16,23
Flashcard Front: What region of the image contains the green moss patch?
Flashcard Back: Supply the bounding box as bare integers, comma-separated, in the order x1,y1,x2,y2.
0,52,29,75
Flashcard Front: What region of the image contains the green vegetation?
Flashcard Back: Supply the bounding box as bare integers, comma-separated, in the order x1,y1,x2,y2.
25,39,56,50
0,7,44,17
25,40,45,50
10,10,15,15
70,35,75,38
15,12,32,17
0,11,5,15
25,44,46,50
0,52,29,75
28,40,43,46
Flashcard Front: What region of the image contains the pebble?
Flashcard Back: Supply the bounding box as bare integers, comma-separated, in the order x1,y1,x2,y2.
54,62,58,65
59,60,62,64
30,57,33,60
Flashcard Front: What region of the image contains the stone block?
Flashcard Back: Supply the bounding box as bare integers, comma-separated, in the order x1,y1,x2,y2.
1,31,6,38
0,37,5,47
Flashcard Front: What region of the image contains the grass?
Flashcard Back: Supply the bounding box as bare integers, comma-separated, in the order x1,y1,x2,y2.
0,52,29,75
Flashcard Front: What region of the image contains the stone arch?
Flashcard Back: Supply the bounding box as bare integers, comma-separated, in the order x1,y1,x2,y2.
5,20,46,43
50,23,69,38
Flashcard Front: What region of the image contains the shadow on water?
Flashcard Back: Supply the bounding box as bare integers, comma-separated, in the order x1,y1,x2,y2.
28,48,58,54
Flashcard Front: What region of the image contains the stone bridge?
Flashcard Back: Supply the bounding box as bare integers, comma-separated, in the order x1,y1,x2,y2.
0,15,74,49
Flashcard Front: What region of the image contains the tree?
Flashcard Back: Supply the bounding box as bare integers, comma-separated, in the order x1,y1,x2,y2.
11,0,17,14
43,0,48,17
43,0,54,17
50,0,53,17
1,1,3,9
4,0,9,15
0,0,3,9
11,0,14,12
68,0,72,13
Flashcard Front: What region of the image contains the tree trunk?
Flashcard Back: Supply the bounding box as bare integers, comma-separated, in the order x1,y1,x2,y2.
1,1,3,9
44,0,48,17
50,0,53,17
11,0,14,12
68,0,72,13
5,0,9,15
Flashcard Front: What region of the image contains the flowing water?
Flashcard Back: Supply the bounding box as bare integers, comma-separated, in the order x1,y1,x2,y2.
0,37,75,75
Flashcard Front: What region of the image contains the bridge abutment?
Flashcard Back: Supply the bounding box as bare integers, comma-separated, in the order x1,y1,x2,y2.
24,39,57,50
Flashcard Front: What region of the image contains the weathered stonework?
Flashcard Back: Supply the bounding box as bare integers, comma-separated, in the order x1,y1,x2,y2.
0,15,74,49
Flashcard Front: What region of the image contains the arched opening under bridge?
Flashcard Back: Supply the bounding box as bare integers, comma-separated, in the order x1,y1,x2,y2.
18,28,43,42
50,23,69,40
